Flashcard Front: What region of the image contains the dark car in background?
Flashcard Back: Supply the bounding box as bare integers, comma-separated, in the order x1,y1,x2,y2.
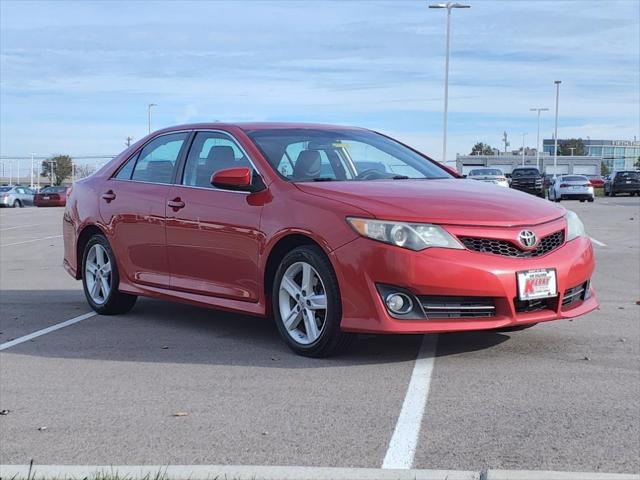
34,186,71,207
604,171,640,197
509,167,545,197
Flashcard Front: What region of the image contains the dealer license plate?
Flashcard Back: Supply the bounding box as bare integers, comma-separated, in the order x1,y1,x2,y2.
517,269,557,301
43,196,50,200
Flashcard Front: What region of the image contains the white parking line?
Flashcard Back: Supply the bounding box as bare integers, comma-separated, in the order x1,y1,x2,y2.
0,224,37,231
0,312,96,351
382,334,438,469
0,234,62,247
590,237,607,247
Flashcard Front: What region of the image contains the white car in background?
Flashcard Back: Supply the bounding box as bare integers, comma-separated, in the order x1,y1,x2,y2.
548,175,594,203
467,168,509,187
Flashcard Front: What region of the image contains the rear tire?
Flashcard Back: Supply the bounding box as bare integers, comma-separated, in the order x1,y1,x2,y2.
588,197,594,203
82,234,137,315
272,245,354,357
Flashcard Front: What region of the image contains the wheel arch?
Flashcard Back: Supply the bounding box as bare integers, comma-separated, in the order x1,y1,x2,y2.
75,224,108,279
263,233,329,297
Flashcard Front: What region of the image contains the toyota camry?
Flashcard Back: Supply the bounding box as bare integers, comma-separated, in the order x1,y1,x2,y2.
63,123,598,357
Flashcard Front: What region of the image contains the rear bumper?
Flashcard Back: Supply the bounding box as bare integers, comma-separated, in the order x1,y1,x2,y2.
611,184,640,193
331,235,597,334
34,199,66,207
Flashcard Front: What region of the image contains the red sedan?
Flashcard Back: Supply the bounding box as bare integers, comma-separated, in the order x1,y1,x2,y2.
586,175,605,188
62,123,598,357
34,186,71,207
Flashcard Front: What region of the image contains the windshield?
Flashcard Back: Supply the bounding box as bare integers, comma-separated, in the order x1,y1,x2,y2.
247,128,451,182
512,168,540,177
469,168,502,176
41,186,67,193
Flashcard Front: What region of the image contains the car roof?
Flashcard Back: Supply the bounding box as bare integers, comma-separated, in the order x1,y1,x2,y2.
155,122,369,134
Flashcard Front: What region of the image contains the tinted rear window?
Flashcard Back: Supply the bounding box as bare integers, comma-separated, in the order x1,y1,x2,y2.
41,186,67,193
469,169,502,176
616,171,639,180
561,176,588,182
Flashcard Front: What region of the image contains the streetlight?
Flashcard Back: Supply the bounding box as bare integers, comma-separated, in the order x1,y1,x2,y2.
553,80,561,177
521,133,527,166
148,103,157,134
530,107,548,172
429,2,470,164
30,153,35,188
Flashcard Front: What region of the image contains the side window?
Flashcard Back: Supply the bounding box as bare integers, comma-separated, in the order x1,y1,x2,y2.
130,132,188,184
182,131,253,189
114,155,136,180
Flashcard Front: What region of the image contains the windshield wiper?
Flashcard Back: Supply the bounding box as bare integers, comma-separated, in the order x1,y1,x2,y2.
392,175,410,180
312,177,336,182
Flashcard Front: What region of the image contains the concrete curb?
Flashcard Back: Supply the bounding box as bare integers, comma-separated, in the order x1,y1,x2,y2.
0,465,479,480
1,465,638,480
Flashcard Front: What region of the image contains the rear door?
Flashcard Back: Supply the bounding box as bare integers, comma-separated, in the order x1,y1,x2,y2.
165,130,264,302
99,131,190,288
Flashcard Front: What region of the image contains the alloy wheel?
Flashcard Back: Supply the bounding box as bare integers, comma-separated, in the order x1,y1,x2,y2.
85,244,112,305
278,261,328,345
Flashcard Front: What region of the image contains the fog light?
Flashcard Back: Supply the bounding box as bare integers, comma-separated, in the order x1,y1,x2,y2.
385,293,413,315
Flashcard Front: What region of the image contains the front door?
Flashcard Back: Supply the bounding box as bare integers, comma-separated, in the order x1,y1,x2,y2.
166,130,263,302
99,131,189,288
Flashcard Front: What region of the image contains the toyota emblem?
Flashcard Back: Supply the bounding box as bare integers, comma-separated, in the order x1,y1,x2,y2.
518,230,537,248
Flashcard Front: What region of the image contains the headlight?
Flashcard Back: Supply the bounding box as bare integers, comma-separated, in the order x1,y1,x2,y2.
566,210,586,241
346,217,463,251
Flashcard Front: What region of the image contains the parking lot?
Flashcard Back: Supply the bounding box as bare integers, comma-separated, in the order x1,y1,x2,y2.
1,198,639,476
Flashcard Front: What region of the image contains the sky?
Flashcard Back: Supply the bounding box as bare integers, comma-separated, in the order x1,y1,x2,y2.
1,0,639,173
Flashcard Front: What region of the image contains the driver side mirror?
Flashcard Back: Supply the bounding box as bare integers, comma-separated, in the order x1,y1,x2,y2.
211,167,264,193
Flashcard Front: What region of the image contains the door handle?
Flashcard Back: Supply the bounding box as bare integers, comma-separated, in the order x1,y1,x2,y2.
102,190,116,202
167,197,185,210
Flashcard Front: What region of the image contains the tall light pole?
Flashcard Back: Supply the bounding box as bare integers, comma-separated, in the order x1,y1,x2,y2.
530,107,548,172
148,103,157,134
429,2,470,164
30,153,35,188
553,80,561,177
521,133,527,166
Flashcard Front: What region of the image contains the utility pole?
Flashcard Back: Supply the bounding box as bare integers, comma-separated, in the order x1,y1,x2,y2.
569,147,575,156
530,107,548,172
502,131,510,154
521,133,527,166
553,80,562,177
148,104,157,134
126,136,134,147
429,2,470,164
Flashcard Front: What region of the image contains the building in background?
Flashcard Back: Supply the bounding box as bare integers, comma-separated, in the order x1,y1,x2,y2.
456,153,601,176
543,139,640,172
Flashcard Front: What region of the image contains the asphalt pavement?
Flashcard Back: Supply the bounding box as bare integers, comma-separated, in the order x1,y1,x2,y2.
0,197,638,476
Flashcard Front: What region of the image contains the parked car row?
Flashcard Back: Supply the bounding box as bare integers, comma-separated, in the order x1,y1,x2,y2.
466,165,640,201
0,185,71,207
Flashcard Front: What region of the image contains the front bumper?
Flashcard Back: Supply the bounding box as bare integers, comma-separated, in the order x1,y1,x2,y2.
511,184,544,196
331,232,597,334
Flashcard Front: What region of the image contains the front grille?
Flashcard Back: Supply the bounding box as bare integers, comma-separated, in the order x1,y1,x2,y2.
418,296,495,319
459,230,564,258
514,296,557,313
562,281,588,309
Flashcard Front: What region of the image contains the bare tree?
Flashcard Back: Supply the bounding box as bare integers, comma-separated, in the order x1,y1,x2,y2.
74,163,96,180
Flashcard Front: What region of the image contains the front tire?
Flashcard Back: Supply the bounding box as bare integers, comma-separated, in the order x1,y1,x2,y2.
12,200,21,208
82,234,137,315
272,245,354,357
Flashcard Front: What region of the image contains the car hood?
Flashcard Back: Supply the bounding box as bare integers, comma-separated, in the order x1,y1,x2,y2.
296,179,565,227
